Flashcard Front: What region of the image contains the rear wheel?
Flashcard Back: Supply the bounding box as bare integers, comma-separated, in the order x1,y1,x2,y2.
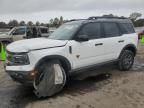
33,60,67,98
118,50,134,71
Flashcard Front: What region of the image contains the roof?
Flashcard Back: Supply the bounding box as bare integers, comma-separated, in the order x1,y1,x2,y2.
66,16,132,24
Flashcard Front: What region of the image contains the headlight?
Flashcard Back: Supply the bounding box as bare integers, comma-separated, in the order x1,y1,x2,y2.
7,53,30,66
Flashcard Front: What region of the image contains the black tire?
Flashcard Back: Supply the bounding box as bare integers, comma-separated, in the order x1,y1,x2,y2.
33,60,67,98
118,50,134,71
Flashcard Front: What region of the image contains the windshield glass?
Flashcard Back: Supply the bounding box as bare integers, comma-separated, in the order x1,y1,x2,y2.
8,27,16,35
49,24,81,40
8,27,26,35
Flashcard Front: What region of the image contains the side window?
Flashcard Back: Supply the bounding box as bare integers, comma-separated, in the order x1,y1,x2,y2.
26,27,33,38
103,23,120,37
13,28,26,35
78,23,101,39
120,23,135,34
40,28,48,33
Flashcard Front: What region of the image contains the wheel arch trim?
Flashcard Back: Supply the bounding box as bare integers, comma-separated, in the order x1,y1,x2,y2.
35,55,72,73
119,44,137,58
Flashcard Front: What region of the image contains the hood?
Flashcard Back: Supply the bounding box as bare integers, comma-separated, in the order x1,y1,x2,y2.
0,33,10,38
7,38,68,53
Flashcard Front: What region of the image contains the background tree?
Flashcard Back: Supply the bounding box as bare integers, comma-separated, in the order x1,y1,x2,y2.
27,21,33,26
59,16,63,25
19,21,26,26
134,19,144,27
129,12,142,21
40,23,45,26
0,22,7,28
36,21,40,26
49,19,54,27
8,20,19,27
53,17,59,28
45,23,49,27
102,14,117,17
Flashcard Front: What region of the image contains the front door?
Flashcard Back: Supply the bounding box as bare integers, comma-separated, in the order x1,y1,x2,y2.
68,22,106,69
12,27,26,41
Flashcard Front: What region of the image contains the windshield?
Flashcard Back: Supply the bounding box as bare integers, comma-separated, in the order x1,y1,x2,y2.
8,27,16,35
49,24,81,40
8,27,26,35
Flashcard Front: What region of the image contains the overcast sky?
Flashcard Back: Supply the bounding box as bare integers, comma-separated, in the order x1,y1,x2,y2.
0,0,143,23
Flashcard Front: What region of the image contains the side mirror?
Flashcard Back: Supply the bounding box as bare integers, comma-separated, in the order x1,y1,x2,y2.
76,35,89,42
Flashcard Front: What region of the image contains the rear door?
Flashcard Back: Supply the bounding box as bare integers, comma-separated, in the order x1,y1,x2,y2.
101,22,123,61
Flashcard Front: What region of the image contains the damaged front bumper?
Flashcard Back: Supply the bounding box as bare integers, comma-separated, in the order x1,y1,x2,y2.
6,70,37,85
4,59,37,85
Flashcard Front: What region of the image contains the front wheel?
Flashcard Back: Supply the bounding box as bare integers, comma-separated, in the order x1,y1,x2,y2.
33,60,67,98
118,50,134,71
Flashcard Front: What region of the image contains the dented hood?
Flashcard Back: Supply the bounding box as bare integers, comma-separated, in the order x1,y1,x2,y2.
7,38,68,53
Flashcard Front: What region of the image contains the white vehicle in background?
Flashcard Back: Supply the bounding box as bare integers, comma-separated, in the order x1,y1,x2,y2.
5,16,138,98
48,29,55,36
0,26,49,44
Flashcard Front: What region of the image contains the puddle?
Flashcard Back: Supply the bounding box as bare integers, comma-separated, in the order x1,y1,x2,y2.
132,58,144,71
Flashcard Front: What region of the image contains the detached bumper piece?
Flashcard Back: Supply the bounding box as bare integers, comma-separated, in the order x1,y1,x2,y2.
33,62,66,98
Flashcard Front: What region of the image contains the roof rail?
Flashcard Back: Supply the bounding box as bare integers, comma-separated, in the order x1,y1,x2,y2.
69,19,86,22
88,16,128,20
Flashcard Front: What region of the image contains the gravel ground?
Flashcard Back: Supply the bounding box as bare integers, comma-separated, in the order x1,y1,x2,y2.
0,43,144,108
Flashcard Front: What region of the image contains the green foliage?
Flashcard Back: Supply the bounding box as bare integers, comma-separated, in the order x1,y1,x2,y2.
0,22,7,28
129,12,144,27
8,20,19,27
59,16,63,25
134,19,144,27
36,21,40,26
49,16,64,27
27,21,33,26
19,21,26,26
0,14,143,28
129,12,142,21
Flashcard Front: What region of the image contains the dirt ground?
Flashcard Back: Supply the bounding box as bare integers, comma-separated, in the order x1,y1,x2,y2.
0,43,144,108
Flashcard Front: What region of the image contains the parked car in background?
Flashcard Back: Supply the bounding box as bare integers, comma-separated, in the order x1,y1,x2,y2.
0,26,49,44
47,29,55,36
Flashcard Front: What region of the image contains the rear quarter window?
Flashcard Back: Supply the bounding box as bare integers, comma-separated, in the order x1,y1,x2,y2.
40,28,48,33
119,23,135,34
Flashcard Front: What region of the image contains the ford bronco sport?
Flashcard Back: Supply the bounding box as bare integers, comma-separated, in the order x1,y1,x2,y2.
5,16,138,97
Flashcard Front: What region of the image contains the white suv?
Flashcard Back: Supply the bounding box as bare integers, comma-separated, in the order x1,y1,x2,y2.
5,16,138,97
0,26,49,43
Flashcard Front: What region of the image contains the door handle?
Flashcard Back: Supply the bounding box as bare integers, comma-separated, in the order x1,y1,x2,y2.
118,40,124,43
95,43,103,46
